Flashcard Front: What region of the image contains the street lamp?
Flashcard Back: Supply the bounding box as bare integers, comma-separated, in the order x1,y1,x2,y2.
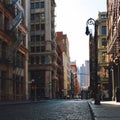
85,18,100,105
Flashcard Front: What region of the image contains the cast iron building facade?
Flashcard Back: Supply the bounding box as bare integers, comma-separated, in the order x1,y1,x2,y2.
29,0,57,99
97,12,110,100
0,0,29,100
107,0,120,100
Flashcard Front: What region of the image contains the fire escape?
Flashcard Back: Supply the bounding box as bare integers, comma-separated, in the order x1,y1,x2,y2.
1,0,28,100
8,0,24,62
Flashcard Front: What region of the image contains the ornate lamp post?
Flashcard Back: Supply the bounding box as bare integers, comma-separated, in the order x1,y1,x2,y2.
85,18,100,105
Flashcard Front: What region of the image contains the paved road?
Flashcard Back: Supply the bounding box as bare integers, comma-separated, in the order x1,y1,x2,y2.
0,99,92,120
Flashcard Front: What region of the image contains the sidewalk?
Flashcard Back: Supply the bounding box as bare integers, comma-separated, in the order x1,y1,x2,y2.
88,100,120,120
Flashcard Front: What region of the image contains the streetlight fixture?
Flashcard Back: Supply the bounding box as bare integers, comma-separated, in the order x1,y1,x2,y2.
85,18,100,105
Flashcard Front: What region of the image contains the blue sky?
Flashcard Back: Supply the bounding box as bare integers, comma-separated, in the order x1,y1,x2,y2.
55,0,107,67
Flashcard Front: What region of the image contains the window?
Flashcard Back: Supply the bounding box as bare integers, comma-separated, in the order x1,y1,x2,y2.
31,3,34,9
101,38,107,46
36,24,40,30
41,34,45,41
40,13,45,20
101,15,106,19
2,42,7,58
15,52,24,67
101,26,106,35
102,52,107,61
31,35,36,41
41,24,45,30
31,14,35,20
31,47,35,52
31,2,44,9
30,56,34,64
31,25,35,31
35,2,39,8
35,13,40,21
40,2,45,8
36,35,40,41
41,56,45,63
41,46,45,52
36,56,39,64
36,46,40,52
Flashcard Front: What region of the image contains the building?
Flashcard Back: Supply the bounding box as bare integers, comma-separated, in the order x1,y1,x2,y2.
0,0,29,100
80,60,90,88
107,0,120,101
70,61,80,97
80,64,85,86
56,32,71,98
70,69,74,98
56,42,63,98
79,61,89,99
97,12,110,100
84,60,90,87
29,0,57,99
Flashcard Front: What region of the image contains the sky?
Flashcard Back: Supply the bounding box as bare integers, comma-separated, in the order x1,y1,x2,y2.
55,0,107,67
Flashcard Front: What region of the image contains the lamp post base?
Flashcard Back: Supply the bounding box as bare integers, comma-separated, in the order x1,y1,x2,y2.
95,99,100,105
94,94,100,105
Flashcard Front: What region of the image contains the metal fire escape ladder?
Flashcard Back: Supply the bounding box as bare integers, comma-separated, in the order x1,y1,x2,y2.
10,0,24,31
8,0,24,63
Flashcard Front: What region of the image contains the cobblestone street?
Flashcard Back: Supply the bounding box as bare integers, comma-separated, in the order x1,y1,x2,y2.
0,99,92,120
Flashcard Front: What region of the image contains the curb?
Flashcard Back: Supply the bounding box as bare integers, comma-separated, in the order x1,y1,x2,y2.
0,100,47,106
87,100,95,120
